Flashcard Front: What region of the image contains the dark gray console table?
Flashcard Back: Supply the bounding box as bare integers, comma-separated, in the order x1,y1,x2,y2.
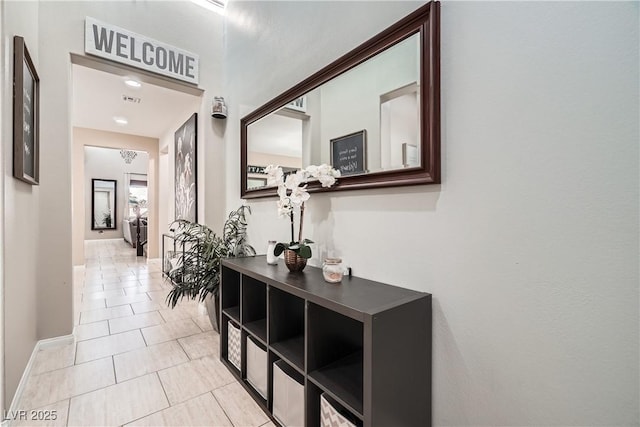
220,255,431,427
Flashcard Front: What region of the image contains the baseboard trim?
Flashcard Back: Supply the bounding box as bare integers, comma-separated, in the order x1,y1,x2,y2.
4,334,75,425
37,334,74,350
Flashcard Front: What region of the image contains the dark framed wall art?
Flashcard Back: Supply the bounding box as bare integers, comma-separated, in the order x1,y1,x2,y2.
13,36,39,185
330,130,367,176
175,113,197,222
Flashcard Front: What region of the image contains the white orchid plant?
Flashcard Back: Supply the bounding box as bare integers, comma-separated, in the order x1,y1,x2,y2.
265,164,340,259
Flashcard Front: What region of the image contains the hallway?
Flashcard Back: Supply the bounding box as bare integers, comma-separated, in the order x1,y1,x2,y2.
12,239,273,426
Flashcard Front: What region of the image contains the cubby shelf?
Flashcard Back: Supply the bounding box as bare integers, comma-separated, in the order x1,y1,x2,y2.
220,255,432,427
308,351,363,417
271,336,304,373
222,306,240,324
245,318,267,344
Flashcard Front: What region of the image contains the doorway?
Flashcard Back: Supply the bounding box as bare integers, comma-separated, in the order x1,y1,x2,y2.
70,60,202,266
83,147,149,253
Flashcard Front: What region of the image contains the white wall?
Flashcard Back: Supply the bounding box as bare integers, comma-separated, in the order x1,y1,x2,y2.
0,1,5,413
159,147,170,254
1,0,40,409
224,1,639,425
84,146,148,240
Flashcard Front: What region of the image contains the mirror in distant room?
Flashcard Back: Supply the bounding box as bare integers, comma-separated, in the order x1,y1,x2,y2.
241,1,440,198
91,178,117,230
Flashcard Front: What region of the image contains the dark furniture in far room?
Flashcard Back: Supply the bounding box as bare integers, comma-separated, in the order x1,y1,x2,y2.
123,218,147,248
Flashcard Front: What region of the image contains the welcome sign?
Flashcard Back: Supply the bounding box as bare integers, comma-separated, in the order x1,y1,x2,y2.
85,17,199,84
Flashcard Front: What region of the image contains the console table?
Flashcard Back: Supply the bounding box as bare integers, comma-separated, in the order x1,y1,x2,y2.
220,256,431,427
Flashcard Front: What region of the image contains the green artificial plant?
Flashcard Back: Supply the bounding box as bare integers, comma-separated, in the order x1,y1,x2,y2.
102,212,112,228
166,205,255,309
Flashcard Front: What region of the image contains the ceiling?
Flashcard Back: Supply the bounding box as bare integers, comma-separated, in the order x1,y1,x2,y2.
72,65,201,138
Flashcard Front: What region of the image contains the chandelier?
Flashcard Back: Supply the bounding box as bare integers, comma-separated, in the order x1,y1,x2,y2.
120,150,137,164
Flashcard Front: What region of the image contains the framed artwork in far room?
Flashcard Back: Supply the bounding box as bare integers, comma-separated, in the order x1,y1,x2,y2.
13,36,39,185
175,113,197,222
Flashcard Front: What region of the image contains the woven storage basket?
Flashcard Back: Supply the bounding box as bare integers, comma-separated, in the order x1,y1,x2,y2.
227,320,241,370
320,394,356,427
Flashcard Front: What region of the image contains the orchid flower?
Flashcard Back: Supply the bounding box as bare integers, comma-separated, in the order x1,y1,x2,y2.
266,163,340,259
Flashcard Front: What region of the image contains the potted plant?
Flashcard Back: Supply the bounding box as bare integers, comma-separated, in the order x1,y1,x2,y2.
102,212,112,228
265,164,340,272
165,205,255,331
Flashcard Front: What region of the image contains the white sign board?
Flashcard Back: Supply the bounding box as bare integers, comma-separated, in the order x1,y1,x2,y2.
285,96,307,113
85,17,199,84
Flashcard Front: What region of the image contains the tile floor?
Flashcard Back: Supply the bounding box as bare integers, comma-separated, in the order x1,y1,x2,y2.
13,239,274,427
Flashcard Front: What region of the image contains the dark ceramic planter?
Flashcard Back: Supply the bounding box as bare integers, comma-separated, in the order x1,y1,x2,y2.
284,249,307,272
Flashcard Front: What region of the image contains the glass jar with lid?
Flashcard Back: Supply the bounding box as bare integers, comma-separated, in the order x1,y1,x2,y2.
322,258,344,283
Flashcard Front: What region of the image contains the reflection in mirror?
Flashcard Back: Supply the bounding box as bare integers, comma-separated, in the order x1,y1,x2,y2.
245,33,423,190
241,1,440,198
381,82,420,169
92,178,117,230
247,112,303,189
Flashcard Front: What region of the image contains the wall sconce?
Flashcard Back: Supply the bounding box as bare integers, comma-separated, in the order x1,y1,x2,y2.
211,96,227,119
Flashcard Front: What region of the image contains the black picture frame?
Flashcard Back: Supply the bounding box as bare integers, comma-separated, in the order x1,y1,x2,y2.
175,113,197,223
13,36,39,185
330,130,367,176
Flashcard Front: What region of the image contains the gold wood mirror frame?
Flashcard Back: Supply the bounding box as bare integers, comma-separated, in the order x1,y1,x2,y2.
241,1,440,198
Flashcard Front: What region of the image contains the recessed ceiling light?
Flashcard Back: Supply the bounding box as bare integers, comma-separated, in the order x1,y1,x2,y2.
113,116,128,126
124,79,141,88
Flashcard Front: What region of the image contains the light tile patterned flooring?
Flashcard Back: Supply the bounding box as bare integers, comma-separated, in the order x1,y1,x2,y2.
14,239,274,427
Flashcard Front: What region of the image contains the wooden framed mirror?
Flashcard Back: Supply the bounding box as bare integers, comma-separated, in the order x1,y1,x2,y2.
241,1,440,198
91,178,117,230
